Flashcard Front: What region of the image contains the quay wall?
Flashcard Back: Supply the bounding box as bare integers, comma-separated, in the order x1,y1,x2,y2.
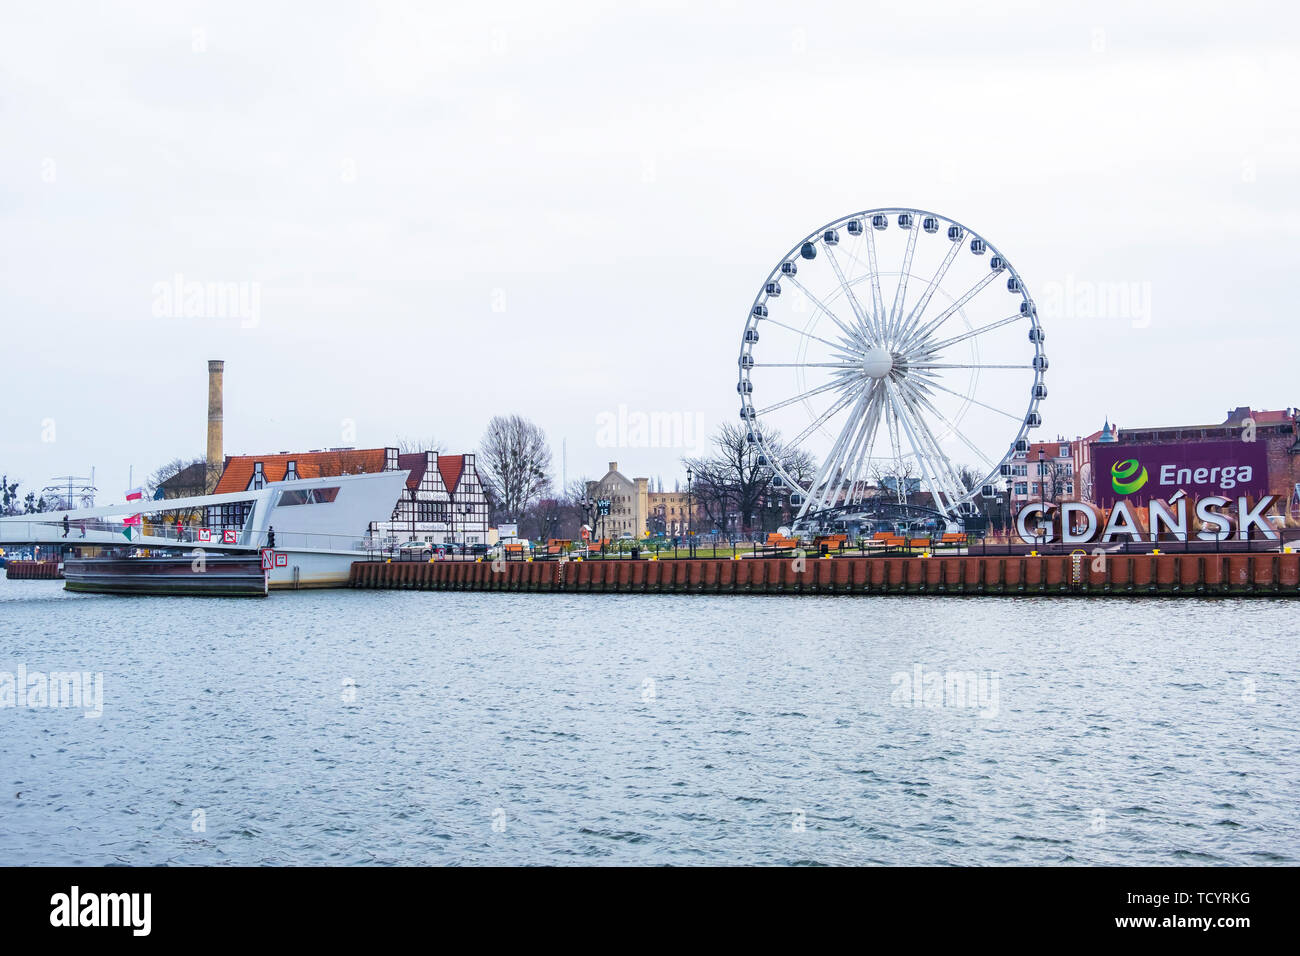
5,561,63,580
347,553,1300,597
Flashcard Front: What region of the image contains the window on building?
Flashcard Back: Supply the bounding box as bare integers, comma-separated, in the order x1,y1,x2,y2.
251,462,265,490
1014,483,1027,496
1013,464,1027,477
285,461,298,480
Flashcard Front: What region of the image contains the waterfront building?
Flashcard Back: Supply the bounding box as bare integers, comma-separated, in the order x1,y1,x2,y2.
585,462,649,539
647,489,697,536
210,447,489,546
1007,438,1077,511
1092,406,1300,515
372,452,489,548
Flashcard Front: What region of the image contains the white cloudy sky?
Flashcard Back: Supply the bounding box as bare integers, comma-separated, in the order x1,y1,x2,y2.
1,0,1297,503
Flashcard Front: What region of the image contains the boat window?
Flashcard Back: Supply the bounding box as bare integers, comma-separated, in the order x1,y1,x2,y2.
279,486,340,506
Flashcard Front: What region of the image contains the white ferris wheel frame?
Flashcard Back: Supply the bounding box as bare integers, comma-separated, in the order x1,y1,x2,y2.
737,206,1047,530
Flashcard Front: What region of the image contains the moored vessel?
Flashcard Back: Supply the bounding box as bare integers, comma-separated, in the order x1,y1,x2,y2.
63,555,268,597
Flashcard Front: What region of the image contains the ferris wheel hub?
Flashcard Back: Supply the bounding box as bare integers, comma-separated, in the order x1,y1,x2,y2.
861,349,894,379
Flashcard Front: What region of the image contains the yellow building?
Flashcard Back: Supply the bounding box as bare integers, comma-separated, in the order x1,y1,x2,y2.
586,462,648,538
647,490,699,536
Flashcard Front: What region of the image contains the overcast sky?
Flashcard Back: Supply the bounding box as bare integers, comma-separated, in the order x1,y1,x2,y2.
2,0,1297,504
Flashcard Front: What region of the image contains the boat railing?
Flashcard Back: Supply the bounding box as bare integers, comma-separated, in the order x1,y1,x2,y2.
1,518,370,554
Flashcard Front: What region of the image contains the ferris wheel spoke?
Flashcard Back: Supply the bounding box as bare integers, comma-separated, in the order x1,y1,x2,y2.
761,316,864,356
915,313,1024,357
889,384,968,512
863,227,887,333
885,219,919,347
817,384,883,514
885,383,961,514
892,228,964,347
783,275,871,351
752,362,860,369
838,386,890,509
898,378,999,471
895,392,965,507
754,377,851,416
823,243,883,347
914,376,1025,423
805,384,879,516
906,363,1032,370
787,385,862,449
884,399,907,504
900,270,1000,353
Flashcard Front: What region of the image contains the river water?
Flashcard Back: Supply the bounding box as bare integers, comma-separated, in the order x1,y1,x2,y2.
1,579,1296,866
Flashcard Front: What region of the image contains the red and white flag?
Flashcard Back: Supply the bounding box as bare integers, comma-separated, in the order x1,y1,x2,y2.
122,487,144,533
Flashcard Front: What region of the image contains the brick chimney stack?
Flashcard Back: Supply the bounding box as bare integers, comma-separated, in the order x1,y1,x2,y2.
206,360,224,492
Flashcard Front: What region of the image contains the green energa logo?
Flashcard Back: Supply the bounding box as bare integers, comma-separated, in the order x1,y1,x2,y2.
1111,458,1149,495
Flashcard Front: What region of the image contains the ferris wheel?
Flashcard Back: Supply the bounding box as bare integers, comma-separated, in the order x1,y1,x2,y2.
738,207,1047,530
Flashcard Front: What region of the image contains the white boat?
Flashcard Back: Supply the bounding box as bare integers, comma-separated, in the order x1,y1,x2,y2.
0,470,411,591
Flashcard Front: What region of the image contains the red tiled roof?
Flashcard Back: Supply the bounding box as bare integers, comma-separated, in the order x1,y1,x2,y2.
438,455,465,494
1022,440,1072,458
397,453,428,490
1242,409,1293,424
213,448,388,494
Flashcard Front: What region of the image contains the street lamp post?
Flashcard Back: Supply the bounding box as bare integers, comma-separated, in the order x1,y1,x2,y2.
686,466,694,557
1038,447,1047,550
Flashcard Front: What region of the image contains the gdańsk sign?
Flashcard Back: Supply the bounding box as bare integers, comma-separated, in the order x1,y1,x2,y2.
1015,495,1282,545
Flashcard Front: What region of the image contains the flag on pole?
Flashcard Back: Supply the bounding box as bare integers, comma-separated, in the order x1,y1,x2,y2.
123,488,143,535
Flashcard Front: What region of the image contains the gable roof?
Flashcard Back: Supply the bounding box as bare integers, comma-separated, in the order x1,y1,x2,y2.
213,448,389,494
437,454,465,494
159,461,207,493
397,453,429,490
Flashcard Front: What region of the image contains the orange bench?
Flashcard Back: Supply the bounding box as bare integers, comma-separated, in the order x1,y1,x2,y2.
814,534,848,551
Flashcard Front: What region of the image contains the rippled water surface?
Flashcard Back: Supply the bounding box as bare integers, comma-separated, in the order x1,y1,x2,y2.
1,579,1297,865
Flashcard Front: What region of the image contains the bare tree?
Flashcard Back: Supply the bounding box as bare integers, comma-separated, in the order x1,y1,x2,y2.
683,424,816,535
564,477,596,538
957,464,983,494
870,459,918,504
396,436,444,454
0,475,21,516
147,457,206,499
1041,460,1073,503
478,415,552,522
